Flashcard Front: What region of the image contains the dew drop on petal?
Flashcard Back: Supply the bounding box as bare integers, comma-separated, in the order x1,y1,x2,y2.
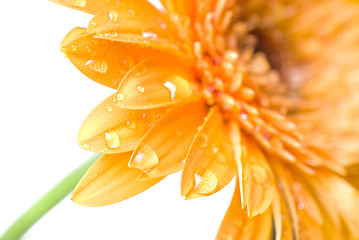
250,163,271,187
116,93,125,101
243,170,248,182
136,85,145,93
127,120,136,129
71,45,77,51
106,106,112,112
135,65,147,77
194,173,203,190
198,133,208,148
89,20,97,27
163,81,177,101
131,144,159,170
104,130,120,148
194,170,218,194
107,9,118,23
80,143,89,150
85,59,108,74
142,32,158,40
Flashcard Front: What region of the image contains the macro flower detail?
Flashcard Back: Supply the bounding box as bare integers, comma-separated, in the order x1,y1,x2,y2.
53,0,359,239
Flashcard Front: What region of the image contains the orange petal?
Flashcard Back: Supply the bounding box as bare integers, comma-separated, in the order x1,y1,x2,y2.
181,107,236,199
50,0,149,15
77,93,166,154
272,162,300,239
313,172,359,238
288,173,325,240
240,136,275,217
288,175,323,226
72,152,164,207
87,1,182,53
128,99,208,178
114,57,195,109
160,0,194,16
61,27,165,89
216,177,272,240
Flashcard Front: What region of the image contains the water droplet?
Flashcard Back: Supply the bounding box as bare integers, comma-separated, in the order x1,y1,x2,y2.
127,121,136,129
85,59,108,74
163,81,177,101
109,31,118,38
116,93,125,101
136,85,145,93
243,170,248,182
222,234,233,240
104,130,120,148
298,202,305,210
142,31,158,40
194,170,218,194
89,20,97,27
130,144,158,170
60,0,86,7
106,106,112,112
81,143,89,150
107,9,118,23
71,45,77,51
198,133,208,148
99,150,105,153
194,173,203,190
135,65,147,77
250,164,271,187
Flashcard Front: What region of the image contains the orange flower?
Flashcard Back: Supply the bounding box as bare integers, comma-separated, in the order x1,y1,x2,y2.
53,0,359,239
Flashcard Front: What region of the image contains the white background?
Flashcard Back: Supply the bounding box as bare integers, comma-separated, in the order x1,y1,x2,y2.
0,1,235,239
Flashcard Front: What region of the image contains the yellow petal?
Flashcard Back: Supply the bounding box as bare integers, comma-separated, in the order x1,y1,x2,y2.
50,0,149,15
313,172,359,238
272,162,300,240
271,189,284,240
129,99,208,178
160,0,194,23
87,1,183,54
114,57,195,109
61,27,164,89
288,175,324,240
77,93,166,154
287,174,323,226
216,177,272,240
72,152,163,207
241,136,275,217
181,107,236,199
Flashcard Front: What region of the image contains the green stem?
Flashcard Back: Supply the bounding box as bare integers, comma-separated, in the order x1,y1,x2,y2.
0,154,101,240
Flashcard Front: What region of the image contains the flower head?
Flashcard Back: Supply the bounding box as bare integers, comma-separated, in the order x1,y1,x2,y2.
54,0,359,239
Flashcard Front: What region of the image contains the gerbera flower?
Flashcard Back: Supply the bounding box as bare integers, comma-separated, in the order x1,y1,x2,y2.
52,0,359,239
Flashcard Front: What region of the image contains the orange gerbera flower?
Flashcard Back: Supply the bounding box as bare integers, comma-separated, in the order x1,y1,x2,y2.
53,0,359,239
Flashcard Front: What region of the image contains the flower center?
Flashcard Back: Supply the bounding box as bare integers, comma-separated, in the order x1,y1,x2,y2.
175,1,335,175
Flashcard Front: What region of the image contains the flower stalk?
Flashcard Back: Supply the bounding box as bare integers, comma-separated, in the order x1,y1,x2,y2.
0,154,100,240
